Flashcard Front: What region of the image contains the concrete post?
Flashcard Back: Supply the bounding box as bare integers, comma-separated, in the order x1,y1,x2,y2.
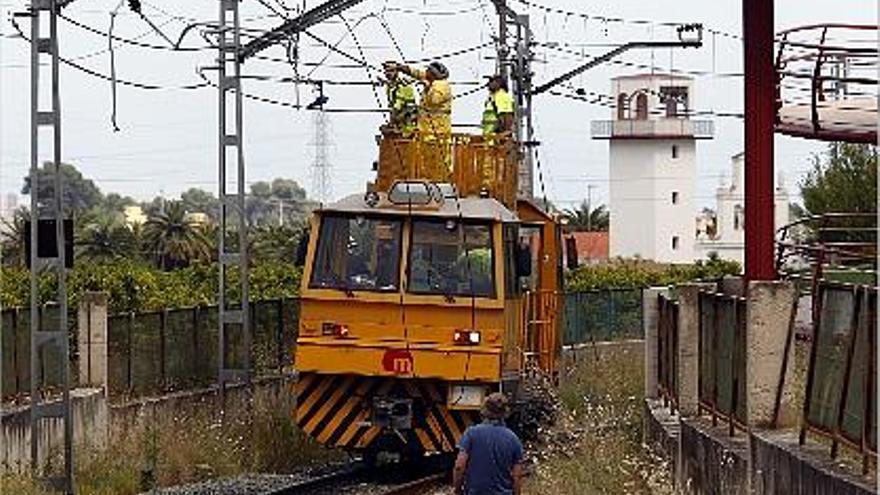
720,275,744,297
77,292,109,389
643,287,669,400
745,280,797,428
676,283,717,417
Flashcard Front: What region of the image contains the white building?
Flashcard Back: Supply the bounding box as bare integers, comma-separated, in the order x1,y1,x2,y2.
694,153,790,265
591,74,714,263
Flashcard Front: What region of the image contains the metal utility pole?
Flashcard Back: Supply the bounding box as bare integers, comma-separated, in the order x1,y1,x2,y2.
512,14,535,198
216,0,251,400
743,0,776,281
492,1,535,199
496,0,509,80
25,0,73,491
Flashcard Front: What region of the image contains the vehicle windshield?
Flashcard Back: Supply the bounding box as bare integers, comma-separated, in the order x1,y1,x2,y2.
408,219,495,298
310,215,402,292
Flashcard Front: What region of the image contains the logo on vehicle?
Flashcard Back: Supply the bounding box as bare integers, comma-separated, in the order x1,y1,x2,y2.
382,349,414,375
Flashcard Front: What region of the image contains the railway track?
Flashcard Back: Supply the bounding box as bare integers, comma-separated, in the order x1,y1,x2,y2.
376,472,447,495
264,458,449,495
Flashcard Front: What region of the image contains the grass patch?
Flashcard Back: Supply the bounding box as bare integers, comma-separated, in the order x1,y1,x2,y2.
3,385,343,494
527,343,672,495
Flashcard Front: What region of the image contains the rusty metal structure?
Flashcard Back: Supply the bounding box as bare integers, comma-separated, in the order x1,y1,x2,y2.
775,24,878,144
696,291,749,436
656,294,679,414
775,213,877,473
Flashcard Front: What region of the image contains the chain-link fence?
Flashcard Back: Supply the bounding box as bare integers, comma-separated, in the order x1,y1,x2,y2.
1,305,78,399
562,289,643,345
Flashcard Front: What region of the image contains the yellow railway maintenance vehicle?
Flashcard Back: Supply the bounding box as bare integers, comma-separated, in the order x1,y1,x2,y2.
294,134,563,460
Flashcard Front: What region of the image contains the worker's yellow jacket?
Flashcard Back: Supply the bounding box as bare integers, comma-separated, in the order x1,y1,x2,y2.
411,68,452,136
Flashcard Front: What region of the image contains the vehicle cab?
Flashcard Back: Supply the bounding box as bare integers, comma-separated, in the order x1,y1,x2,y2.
297,182,524,383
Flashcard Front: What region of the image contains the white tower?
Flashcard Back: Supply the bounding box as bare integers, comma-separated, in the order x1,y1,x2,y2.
591,74,714,263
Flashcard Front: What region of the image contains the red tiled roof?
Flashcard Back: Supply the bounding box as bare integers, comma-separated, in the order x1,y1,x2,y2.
564,231,609,262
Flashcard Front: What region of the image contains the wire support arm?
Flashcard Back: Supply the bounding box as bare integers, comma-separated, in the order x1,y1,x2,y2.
238,0,366,62
532,39,702,95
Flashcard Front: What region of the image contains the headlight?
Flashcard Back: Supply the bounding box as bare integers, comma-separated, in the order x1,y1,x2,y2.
453,329,481,345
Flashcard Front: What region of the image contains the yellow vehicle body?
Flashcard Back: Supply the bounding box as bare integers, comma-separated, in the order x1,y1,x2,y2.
293,134,562,456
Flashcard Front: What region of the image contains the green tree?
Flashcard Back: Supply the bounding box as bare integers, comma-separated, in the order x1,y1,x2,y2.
801,143,877,215
247,178,314,227
270,178,307,201
0,207,28,267
563,202,610,232
21,162,103,214
180,187,219,217
77,215,137,263
251,224,305,263
102,192,136,213
250,181,273,198
143,201,211,270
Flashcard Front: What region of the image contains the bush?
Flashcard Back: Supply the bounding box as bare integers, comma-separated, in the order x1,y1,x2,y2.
0,261,302,313
565,256,741,292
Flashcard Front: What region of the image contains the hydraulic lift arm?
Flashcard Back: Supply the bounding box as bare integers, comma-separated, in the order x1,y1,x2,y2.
238,0,367,62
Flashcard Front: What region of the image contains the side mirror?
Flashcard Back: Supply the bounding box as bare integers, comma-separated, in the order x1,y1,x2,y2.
564,236,579,270
294,234,309,267
516,244,532,278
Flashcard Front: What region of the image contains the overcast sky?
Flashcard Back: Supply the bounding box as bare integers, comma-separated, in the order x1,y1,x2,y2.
0,0,876,210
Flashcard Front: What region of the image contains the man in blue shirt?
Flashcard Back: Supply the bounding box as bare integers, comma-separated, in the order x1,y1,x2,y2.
453,393,524,495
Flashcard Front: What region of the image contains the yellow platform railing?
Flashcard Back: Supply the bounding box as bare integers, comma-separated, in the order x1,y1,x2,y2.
376,133,519,208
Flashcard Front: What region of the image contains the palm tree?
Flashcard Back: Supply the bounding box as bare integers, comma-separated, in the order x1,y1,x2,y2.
563,202,609,232
0,207,28,267
143,202,212,270
76,215,136,263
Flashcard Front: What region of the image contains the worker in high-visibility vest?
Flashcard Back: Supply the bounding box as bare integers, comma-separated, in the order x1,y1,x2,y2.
388,61,453,177
479,75,515,190
382,61,417,136
482,75,514,137
390,61,453,136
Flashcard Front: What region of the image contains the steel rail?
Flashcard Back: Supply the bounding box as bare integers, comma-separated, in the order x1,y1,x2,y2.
380,472,447,495
264,468,365,495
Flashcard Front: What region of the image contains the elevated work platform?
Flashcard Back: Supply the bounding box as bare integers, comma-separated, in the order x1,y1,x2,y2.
375,134,520,208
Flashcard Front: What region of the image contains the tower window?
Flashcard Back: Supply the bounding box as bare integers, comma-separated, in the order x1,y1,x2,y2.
672,145,679,159
672,236,680,250
671,191,679,205
617,93,630,120
635,93,648,120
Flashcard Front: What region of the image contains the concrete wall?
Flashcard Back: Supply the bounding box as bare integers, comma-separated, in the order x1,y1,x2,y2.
642,280,876,494
1,378,292,474
1,388,107,472
679,416,750,495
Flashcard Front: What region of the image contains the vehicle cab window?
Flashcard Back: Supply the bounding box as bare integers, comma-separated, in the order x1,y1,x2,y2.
310,214,402,292
407,219,495,298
